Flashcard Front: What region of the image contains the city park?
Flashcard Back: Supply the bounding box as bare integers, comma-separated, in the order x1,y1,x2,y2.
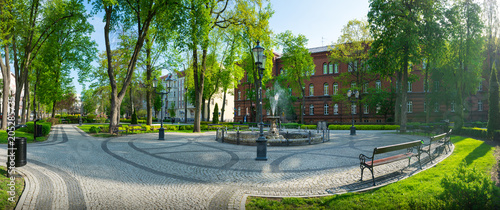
1,0,500,209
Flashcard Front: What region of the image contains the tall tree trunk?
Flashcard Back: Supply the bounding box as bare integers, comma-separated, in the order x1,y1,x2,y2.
51,100,56,118
21,80,29,123
146,37,153,125
424,59,430,123
184,89,187,123
394,72,402,125
0,45,11,130
220,89,226,122
301,90,305,124
207,97,211,122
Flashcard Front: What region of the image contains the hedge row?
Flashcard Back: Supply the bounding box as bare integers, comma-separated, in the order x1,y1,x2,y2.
452,127,500,140
328,124,400,130
24,122,52,136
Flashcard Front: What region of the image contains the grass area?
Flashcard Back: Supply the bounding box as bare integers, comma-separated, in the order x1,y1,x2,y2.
0,130,47,144
247,136,500,209
0,166,24,210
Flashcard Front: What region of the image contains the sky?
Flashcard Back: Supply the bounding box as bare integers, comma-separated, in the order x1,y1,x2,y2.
70,0,370,95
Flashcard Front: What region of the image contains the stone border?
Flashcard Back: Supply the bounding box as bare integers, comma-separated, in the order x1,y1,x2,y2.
240,143,455,209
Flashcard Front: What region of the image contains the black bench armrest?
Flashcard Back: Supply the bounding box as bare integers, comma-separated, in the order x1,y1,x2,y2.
359,153,372,166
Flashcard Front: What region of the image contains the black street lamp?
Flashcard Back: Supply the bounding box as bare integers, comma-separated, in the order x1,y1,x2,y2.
153,75,175,140
347,89,359,135
252,41,267,161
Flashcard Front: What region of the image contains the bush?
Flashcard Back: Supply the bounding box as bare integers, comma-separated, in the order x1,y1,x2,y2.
86,114,96,122
282,123,303,128
89,126,100,133
142,125,151,131
300,125,317,129
453,127,489,140
328,124,400,130
441,161,498,209
100,125,110,133
131,111,138,124
46,118,60,125
212,103,219,124
25,122,52,136
166,125,178,131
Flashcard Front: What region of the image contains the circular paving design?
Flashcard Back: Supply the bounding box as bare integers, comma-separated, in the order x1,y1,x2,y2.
0,124,451,209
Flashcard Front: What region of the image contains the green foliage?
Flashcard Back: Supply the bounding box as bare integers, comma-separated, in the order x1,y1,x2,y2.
452,127,498,140
328,124,400,130
441,161,498,209
487,64,500,138
89,126,101,133
0,166,24,209
25,122,52,136
212,103,219,124
300,125,317,129
131,110,138,125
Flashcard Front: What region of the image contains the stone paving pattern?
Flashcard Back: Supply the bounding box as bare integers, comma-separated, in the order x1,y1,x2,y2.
0,125,453,209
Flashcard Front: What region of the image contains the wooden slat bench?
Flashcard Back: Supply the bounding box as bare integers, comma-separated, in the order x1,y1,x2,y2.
421,129,452,162
112,125,127,135
359,140,423,186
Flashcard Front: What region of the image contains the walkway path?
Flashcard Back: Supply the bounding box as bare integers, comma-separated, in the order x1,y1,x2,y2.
0,125,452,209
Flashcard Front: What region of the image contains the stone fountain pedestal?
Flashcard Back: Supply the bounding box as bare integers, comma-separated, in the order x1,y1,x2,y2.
266,116,280,138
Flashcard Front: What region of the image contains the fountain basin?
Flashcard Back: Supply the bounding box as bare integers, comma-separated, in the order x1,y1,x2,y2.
222,131,325,146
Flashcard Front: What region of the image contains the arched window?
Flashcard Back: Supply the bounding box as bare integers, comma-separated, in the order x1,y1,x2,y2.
334,104,339,115
329,63,334,74
309,84,314,96
333,83,338,95
309,104,314,115
376,80,381,90
324,83,329,95
323,63,327,74
324,104,329,115
334,63,339,73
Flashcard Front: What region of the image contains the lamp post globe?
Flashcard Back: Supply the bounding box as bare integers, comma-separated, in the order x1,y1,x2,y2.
253,41,267,161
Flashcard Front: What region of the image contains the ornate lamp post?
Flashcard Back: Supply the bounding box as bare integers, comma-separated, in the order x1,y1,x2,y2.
347,89,359,135
153,75,175,140
253,41,267,161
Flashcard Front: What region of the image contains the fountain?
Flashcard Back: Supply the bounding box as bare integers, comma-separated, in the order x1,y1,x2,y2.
218,83,328,146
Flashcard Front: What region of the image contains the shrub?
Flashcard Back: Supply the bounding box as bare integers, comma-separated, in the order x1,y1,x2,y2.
142,125,151,131
212,103,219,124
453,127,489,140
300,125,317,129
25,122,52,136
441,161,498,209
131,110,138,124
328,124,400,130
166,125,178,131
89,126,100,133
100,125,110,133
86,114,96,122
282,123,303,128
46,118,60,125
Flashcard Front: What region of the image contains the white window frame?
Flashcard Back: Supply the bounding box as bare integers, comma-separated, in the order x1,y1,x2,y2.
324,104,329,115
324,83,329,96
407,101,413,113
334,104,339,115
309,104,314,115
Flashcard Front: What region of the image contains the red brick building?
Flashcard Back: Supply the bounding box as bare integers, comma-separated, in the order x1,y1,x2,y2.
234,46,490,124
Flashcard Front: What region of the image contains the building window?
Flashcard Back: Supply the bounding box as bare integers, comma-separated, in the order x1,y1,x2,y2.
348,62,353,72
478,81,483,92
334,63,339,73
324,83,329,95
364,104,369,114
434,81,439,92
363,83,368,93
376,80,381,90
238,90,241,100
352,104,357,114
408,81,412,92
451,102,455,112
334,104,339,115
407,101,413,113
351,82,356,88
309,104,314,115
324,104,329,115
323,63,327,74
246,107,249,115
434,102,439,112
422,58,427,70
376,104,381,114
478,100,483,111
329,63,334,74
238,107,241,116
354,60,358,71
333,83,338,95
309,84,314,96
280,68,283,75
424,102,427,112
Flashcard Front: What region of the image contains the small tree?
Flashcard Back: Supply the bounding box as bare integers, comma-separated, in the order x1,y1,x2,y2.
168,102,176,119
487,64,499,138
212,103,219,124
131,109,138,124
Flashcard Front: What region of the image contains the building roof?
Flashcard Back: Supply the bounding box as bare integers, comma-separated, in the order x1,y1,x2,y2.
308,45,333,54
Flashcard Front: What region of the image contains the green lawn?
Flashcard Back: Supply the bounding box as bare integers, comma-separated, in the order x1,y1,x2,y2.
247,136,500,209
0,130,47,144
0,166,24,210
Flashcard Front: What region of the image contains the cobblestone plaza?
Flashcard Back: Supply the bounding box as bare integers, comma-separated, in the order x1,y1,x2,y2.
1,125,452,209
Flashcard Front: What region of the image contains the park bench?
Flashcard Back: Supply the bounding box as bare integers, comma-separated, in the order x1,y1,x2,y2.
421,129,452,162
111,125,127,135
359,140,423,186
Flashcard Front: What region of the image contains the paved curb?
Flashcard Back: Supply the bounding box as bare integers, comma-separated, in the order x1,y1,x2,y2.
239,143,455,209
